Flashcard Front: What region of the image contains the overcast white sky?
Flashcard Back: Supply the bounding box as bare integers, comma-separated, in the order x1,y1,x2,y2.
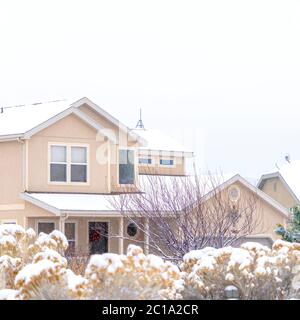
0,0,300,181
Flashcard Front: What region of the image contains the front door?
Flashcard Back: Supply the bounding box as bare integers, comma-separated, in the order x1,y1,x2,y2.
88,222,108,255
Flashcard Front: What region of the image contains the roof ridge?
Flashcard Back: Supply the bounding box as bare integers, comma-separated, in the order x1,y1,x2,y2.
2,99,68,110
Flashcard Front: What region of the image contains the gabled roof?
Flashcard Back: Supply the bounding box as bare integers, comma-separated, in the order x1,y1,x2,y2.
202,174,290,218
21,174,289,218
0,97,145,144
257,161,300,204
139,173,289,218
131,128,194,157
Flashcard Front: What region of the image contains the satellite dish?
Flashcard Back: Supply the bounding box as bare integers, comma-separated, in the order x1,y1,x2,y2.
285,154,291,163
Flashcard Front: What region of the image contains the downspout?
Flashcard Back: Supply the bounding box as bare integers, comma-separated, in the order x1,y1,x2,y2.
18,137,28,192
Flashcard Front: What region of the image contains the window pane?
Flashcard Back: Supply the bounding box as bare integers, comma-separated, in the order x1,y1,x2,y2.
160,159,174,166
119,150,128,164
119,164,135,184
67,241,76,255
51,146,66,163
139,158,151,164
71,164,87,182
50,163,67,182
38,222,55,234
65,223,75,240
127,150,134,164
71,147,87,164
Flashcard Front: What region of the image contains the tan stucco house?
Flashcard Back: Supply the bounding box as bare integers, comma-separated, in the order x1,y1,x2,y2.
258,160,300,209
0,97,289,254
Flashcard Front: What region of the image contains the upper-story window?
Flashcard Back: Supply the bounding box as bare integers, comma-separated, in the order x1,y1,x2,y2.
50,146,67,182
139,158,152,165
119,149,135,185
159,159,175,167
50,144,88,183
71,147,87,182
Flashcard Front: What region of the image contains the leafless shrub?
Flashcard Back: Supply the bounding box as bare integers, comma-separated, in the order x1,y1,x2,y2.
108,170,263,261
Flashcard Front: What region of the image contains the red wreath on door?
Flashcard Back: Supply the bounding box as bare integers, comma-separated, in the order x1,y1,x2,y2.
90,230,101,242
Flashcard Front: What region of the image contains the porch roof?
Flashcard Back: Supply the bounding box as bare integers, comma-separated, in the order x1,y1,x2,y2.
20,192,124,216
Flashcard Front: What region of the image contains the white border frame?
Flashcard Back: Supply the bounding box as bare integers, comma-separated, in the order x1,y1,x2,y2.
48,142,90,186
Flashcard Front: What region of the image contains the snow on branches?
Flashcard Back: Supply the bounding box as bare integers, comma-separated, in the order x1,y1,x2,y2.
1,224,300,300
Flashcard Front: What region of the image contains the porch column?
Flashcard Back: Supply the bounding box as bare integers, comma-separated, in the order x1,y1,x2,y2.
119,217,124,254
59,214,67,234
144,218,150,255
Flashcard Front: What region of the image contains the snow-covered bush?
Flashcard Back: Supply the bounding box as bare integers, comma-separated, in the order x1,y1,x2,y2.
0,224,182,300
84,245,184,300
2,223,300,300
0,224,68,293
181,241,300,300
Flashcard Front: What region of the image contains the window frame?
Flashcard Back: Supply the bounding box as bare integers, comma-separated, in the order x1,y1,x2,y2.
87,219,111,253
0,219,17,225
65,221,78,254
36,220,56,235
48,142,90,186
126,222,139,239
159,158,176,168
138,157,154,167
118,147,137,186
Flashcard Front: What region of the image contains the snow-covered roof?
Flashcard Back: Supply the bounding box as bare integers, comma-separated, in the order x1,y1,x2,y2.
0,100,72,137
258,160,300,203
21,173,289,218
0,97,145,144
131,128,194,157
20,192,122,215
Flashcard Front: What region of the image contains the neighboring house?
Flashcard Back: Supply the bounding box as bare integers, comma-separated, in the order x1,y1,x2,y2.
258,160,300,209
0,97,288,254
199,174,289,247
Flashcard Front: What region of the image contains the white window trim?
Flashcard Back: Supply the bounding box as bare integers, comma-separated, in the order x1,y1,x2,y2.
0,219,17,224
126,221,139,239
159,158,176,168
138,157,155,167
87,220,111,253
117,147,138,186
36,220,58,235
48,142,90,186
65,220,78,252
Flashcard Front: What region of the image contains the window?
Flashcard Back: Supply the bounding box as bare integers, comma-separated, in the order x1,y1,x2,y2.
49,144,88,183
119,149,135,184
228,186,241,202
127,222,138,237
159,159,174,166
50,146,67,182
88,222,108,255
139,158,152,165
0,220,17,225
38,222,55,234
71,147,87,182
65,222,76,255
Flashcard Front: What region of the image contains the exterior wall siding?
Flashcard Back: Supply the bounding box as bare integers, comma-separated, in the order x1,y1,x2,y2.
260,177,298,209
